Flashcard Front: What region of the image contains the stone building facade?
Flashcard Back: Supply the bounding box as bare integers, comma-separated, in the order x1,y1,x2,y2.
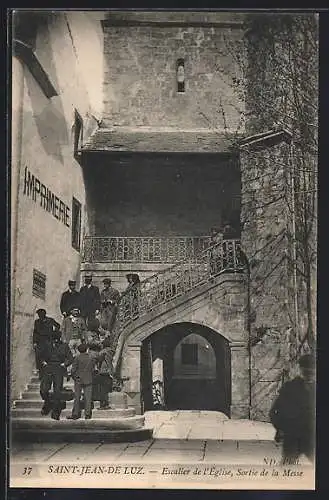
11,10,317,421
79,11,250,417
11,11,104,402
239,14,318,419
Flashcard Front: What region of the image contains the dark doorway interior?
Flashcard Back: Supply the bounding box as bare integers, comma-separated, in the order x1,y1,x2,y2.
141,322,231,415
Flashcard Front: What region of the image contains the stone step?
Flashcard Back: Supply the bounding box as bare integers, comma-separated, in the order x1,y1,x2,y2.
21,391,46,400
30,376,41,384
30,375,73,385
13,399,135,410
12,427,153,444
14,399,68,409
22,390,77,400
11,407,136,419
12,415,145,431
16,395,129,410
27,382,74,390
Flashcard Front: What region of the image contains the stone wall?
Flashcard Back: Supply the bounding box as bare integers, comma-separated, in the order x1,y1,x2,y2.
239,13,318,420
102,13,245,130
240,141,292,422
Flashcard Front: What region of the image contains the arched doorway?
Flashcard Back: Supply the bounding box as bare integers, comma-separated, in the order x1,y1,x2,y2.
141,322,231,415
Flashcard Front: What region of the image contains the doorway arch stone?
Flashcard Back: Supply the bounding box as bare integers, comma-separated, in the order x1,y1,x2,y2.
121,321,250,418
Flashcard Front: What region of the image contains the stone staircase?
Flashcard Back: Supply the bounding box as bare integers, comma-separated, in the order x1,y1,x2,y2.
11,370,153,443
12,240,246,440
112,238,245,371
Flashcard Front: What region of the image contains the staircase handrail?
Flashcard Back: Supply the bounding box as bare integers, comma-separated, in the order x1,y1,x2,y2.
116,238,245,328
110,238,246,373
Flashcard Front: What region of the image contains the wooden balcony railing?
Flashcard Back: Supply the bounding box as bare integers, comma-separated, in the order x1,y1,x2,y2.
82,236,212,263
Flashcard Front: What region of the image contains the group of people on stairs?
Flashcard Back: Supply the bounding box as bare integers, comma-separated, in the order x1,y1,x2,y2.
32,273,140,421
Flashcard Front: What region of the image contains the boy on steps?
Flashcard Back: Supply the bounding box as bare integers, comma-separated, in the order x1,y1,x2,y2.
67,343,98,420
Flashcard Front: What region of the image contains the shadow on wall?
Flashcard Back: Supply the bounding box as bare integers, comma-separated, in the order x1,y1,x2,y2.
250,340,285,422
25,20,69,164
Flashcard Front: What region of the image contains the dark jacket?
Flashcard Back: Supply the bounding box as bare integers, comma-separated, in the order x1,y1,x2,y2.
97,347,114,377
100,287,120,307
61,315,87,342
60,290,81,315
71,352,98,385
38,340,74,375
269,377,315,439
33,317,60,344
79,285,101,317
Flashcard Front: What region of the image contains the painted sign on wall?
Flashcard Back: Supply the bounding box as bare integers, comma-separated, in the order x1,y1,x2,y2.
23,166,70,227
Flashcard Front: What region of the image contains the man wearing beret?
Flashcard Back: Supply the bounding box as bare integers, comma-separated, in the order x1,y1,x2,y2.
33,309,61,377
39,329,74,420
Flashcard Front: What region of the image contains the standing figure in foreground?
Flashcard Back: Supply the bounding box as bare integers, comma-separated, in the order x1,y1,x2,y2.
33,309,60,377
79,275,101,326
100,278,120,332
39,330,74,420
67,343,98,420
269,354,316,464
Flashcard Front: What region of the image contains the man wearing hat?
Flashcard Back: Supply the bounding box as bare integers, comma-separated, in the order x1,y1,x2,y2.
38,329,74,420
270,353,316,464
61,307,87,356
79,275,101,325
100,278,120,332
33,309,61,376
60,280,81,317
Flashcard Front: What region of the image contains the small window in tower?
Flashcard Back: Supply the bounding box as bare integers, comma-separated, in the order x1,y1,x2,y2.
73,109,83,160
72,197,82,252
176,59,185,93
181,343,198,365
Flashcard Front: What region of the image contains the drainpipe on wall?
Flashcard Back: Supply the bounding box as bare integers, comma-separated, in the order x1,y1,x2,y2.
11,55,25,335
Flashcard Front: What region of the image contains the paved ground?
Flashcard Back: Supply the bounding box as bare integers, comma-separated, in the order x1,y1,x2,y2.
11,438,284,464
144,410,276,440
10,410,297,465
10,412,314,489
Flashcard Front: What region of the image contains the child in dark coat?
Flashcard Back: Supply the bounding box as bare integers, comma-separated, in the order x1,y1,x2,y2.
67,343,98,420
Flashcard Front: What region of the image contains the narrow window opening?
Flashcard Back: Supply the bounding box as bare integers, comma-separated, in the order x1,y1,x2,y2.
73,109,83,160
72,197,82,251
176,58,185,93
